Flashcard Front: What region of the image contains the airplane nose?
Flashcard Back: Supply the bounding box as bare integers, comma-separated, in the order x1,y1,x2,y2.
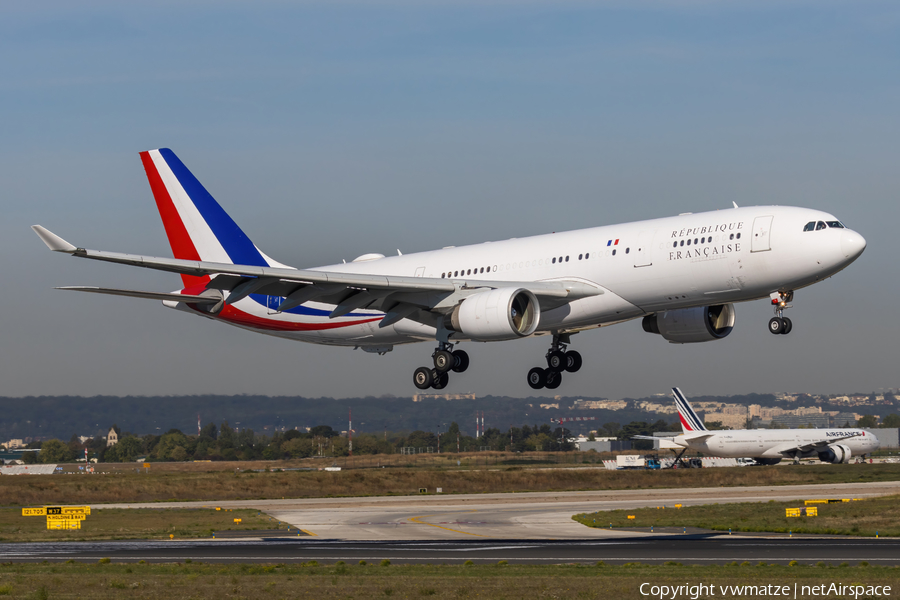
840,229,866,259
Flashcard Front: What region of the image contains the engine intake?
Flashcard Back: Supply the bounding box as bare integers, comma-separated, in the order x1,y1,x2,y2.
818,444,852,464
642,304,735,344
444,287,539,341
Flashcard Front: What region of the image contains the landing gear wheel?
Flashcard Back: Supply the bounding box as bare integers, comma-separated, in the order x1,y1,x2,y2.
545,370,562,389
451,349,470,373
547,350,566,372
527,367,547,390
564,350,582,373
768,317,784,335
433,350,454,373
413,367,434,390
781,317,792,335
432,371,449,390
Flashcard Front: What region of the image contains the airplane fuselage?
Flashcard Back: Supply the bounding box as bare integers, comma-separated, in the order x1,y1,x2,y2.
183,205,865,349
673,428,879,461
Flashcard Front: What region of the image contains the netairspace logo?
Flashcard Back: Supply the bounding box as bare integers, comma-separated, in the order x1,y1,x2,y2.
639,582,892,599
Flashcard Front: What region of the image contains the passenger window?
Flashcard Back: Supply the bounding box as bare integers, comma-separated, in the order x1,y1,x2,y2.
673,242,678,248
552,257,556,264
578,254,583,260
694,238,698,244
736,233,741,239
625,248,630,254
803,222,816,232
701,237,705,244
565,256,569,262
454,271,458,277
559,256,563,263
612,249,616,256
441,273,446,278
816,221,826,230
687,239,691,246
585,253,589,259
680,240,684,246
826,221,845,229
729,234,734,240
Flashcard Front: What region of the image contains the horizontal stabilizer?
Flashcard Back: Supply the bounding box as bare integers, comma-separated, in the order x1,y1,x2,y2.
32,226,77,253
58,286,222,304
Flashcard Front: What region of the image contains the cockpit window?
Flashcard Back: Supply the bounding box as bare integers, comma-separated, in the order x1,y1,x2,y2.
826,221,845,229
803,222,816,232
815,221,827,230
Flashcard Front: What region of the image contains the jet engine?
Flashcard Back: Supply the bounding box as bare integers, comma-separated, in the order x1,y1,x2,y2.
641,304,735,344
444,287,539,342
818,444,852,464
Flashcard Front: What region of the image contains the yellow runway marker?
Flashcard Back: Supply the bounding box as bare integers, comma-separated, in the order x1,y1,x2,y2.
300,529,318,537
409,511,491,538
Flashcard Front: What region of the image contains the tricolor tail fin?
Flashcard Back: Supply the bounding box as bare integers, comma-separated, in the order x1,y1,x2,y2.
672,387,707,434
139,148,289,287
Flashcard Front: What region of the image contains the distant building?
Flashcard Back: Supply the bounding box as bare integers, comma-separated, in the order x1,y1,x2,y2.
3,439,24,450
412,393,476,402
106,427,118,447
539,403,559,410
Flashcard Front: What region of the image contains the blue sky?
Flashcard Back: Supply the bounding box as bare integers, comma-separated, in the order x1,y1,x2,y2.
3,1,899,399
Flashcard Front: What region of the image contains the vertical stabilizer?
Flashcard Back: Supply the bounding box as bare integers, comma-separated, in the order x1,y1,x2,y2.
139,148,289,287
672,387,707,434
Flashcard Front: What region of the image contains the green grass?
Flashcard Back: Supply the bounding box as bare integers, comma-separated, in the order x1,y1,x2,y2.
574,494,900,536
0,561,893,599
0,507,292,542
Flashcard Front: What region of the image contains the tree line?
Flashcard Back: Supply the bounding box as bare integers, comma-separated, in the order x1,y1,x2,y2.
20,419,682,463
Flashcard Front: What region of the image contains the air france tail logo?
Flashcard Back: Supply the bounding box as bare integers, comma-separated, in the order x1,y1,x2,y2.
672,387,706,432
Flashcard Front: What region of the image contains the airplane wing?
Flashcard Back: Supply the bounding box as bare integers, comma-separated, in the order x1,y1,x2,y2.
33,226,602,323
775,432,862,456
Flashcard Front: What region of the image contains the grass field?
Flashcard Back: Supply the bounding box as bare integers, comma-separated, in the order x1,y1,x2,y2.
0,507,294,542
0,562,893,599
574,494,900,537
2,461,898,505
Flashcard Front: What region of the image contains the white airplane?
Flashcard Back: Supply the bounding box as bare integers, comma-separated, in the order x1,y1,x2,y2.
640,388,880,465
33,149,866,390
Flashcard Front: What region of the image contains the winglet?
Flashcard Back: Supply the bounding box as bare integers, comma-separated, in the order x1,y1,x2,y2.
32,225,78,253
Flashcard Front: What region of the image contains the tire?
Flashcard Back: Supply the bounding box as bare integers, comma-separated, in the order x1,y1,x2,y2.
545,370,562,389
451,349,470,373
768,317,784,335
527,367,546,390
547,350,566,372
433,350,454,373
413,366,434,390
564,350,582,373
781,317,793,335
432,372,449,390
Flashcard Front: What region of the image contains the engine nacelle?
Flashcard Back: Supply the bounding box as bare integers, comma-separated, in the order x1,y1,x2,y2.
642,304,735,344
818,444,852,464
444,287,539,341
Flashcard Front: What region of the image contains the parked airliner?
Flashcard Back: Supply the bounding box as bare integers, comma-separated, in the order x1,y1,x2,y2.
638,388,879,465
33,149,866,389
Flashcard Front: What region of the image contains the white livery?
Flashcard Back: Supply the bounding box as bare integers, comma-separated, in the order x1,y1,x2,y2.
642,388,880,465
32,149,867,390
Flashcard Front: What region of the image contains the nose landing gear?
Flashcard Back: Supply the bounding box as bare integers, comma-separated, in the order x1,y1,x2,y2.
413,342,469,390
768,291,794,335
527,334,581,390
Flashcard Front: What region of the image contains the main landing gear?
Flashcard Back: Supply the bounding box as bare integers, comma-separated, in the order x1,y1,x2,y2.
527,334,582,390
413,342,470,390
768,291,794,335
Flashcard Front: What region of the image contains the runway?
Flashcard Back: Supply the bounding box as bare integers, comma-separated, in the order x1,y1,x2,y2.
2,537,899,565
3,481,896,564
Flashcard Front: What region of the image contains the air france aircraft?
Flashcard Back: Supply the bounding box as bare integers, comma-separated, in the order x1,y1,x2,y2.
638,388,879,465
33,149,866,390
